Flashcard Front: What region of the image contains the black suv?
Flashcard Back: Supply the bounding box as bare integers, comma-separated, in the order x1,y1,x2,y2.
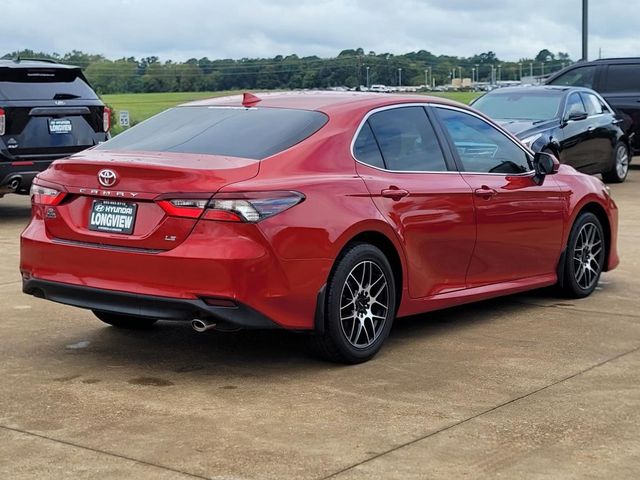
546,58,640,154
0,59,109,198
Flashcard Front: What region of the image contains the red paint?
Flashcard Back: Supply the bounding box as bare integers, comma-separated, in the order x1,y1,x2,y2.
20,93,619,330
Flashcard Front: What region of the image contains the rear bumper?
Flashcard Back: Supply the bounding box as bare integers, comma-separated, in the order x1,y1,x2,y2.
22,278,280,329
20,217,333,330
0,159,53,195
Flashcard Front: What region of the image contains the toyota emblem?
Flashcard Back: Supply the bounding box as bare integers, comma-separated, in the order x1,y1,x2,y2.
98,169,118,188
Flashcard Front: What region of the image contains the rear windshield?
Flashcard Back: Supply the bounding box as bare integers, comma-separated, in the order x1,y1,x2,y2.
0,68,98,101
473,90,563,121
97,106,329,160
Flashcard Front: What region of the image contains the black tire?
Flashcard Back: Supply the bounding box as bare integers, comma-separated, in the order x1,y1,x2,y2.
92,310,158,329
602,142,630,183
560,212,606,298
311,243,397,364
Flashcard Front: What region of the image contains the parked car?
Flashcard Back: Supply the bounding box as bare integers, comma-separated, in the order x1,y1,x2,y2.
0,59,110,198
546,58,640,154
21,92,618,363
472,86,631,183
369,84,391,93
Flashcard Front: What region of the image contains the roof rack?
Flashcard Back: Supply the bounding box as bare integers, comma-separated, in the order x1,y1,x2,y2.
14,57,59,64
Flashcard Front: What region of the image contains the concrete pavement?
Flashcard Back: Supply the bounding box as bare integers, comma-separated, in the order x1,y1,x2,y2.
1,168,639,479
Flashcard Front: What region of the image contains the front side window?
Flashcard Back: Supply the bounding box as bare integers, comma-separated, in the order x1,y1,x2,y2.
548,65,597,88
435,107,531,174
366,106,448,172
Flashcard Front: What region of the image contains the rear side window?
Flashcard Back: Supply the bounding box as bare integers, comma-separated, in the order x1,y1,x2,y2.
367,106,448,172
353,122,385,168
97,106,328,160
0,68,98,100
603,64,640,92
548,65,597,88
581,93,606,116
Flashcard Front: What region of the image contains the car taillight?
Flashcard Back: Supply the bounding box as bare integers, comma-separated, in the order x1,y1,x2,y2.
103,107,111,132
30,182,67,206
158,191,304,223
0,108,5,136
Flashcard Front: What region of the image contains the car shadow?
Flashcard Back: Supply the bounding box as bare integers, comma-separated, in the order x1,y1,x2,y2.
56,292,546,378
0,196,32,221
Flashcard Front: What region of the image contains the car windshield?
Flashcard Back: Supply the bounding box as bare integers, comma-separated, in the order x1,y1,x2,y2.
473,90,563,121
96,106,329,160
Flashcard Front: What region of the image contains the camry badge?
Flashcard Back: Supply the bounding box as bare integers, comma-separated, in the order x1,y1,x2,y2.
97,169,118,188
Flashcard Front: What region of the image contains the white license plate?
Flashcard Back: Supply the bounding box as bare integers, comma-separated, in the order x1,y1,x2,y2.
88,200,137,235
49,118,72,134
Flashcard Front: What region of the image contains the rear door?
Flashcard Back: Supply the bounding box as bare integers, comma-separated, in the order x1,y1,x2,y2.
433,105,565,287
599,63,640,152
0,66,107,160
354,105,476,298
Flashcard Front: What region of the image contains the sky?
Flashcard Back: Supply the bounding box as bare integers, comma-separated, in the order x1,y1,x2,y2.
3,0,638,62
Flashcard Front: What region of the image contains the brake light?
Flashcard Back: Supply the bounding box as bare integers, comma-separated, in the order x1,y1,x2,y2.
158,192,304,222
0,108,5,136
103,107,111,132
30,182,67,206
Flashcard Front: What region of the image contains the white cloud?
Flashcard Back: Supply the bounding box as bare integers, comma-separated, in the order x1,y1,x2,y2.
2,0,638,61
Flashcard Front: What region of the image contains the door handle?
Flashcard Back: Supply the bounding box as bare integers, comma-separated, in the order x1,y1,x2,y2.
381,188,410,200
473,186,497,199
587,126,595,132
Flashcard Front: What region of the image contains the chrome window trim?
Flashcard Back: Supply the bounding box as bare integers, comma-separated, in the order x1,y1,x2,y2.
350,102,536,176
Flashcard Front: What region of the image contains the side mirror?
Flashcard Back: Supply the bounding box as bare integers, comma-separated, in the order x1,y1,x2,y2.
533,151,560,185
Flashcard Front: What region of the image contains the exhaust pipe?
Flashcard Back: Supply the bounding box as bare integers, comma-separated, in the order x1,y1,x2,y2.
191,319,217,333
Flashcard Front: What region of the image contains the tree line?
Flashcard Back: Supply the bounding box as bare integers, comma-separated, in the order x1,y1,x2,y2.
2,48,573,94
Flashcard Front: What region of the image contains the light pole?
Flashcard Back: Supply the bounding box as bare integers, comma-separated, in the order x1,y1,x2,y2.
529,62,533,77
475,64,479,82
582,0,588,60
398,68,402,87
497,65,501,83
518,62,522,80
541,61,545,76
366,66,370,88
458,66,462,81
428,66,432,88
424,69,428,88
472,67,476,84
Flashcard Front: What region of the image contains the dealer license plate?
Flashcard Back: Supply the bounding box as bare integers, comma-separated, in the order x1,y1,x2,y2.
49,118,73,134
88,200,137,235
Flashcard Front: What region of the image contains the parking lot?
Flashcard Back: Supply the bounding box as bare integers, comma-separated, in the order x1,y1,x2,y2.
1,167,639,479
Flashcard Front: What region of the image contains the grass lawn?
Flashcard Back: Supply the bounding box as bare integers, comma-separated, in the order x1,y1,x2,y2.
101,90,482,134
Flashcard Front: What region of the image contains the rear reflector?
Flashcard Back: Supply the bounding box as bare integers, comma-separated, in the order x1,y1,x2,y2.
0,108,5,136
103,107,111,132
202,297,238,308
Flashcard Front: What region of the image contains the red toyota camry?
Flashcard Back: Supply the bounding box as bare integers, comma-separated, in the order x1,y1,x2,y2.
20,92,619,363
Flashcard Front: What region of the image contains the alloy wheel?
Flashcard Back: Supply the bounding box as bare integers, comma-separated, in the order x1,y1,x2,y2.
340,260,389,348
572,222,604,290
616,144,629,179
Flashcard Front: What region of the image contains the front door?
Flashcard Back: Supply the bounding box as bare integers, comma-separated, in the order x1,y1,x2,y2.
433,105,565,287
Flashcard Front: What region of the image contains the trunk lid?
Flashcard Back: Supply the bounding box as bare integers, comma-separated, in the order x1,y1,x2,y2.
37,150,260,251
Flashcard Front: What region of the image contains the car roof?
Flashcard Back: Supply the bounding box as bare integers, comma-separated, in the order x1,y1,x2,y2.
183,91,465,113
484,85,597,95
0,59,81,70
